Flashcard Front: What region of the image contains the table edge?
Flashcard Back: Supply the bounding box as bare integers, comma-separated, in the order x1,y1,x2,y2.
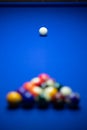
0,2,87,7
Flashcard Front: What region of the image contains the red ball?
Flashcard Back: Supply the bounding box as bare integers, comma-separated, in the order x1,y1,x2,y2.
38,73,50,83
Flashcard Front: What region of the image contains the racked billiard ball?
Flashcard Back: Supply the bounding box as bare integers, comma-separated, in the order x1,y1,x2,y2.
52,92,65,108
6,91,22,107
22,91,35,108
41,82,48,89
65,92,80,108
38,73,50,83
54,82,62,91
31,77,43,86
44,86,58,100
22,82,34,92
60,86,72,96
45,78,55,87
30,86,43,97
41,79,55,88
35,93,49,108
17,87,26,95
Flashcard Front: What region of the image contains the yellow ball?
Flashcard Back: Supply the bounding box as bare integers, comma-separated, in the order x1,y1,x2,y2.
6,91,22,104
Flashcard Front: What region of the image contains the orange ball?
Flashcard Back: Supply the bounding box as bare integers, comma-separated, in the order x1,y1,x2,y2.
23,82,34,92
6,91,22,104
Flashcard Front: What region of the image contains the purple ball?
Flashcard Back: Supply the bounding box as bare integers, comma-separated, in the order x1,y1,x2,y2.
70,93,80,104
65,92,80,107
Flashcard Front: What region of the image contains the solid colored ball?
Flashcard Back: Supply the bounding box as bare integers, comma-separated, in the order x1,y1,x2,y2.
31,77,42,86
41,82,48,89
65,92,80,108
38,73,50,83
6,91,22,106
17,87,26,95
60,86,72,96
23,82,34,92
54,82,62,91
52,92,65,108
22,91,35,108
39,27,48,36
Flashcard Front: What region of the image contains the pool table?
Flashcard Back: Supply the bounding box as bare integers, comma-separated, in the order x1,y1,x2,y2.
0,2,87,130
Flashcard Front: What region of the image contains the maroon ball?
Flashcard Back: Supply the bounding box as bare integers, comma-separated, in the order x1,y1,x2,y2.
52,92,65,108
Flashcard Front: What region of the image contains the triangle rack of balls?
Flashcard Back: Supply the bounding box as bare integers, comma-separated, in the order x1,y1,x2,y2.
6,73,80,109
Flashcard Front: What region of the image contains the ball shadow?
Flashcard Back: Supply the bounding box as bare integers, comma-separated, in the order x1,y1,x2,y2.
53,105,65,111
22,105,34,110
36,104,49,110
68,105,81,111
6,105,20,110
39,34,48,37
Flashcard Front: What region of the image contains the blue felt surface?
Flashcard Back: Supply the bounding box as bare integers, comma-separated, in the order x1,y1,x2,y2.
0,2,87,130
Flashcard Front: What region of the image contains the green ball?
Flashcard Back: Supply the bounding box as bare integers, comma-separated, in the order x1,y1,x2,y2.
41,82,48,88
54,82,62,91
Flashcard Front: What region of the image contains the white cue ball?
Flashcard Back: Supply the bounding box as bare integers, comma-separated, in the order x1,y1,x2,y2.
39,27,48,36
60,86,72,96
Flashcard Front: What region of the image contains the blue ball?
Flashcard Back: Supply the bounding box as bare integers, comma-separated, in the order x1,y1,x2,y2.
17,87,35,108
22,91,35,108
17,87,26,95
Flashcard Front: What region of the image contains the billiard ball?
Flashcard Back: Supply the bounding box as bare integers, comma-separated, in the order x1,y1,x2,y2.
6,91,22,107
17,87,26,95
38,73,50,83
52,92,65,108
31,77,42,86
30,86,43,97
22,82,34,92
35,93,49,108
41,82,48,89
39,27,48,36
41,79,55,88
45,79,55,87
65,92,80,108
60,86,72,96
44,86,58,100
42,91,52,103
22,91,35,108
54,82,62,91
